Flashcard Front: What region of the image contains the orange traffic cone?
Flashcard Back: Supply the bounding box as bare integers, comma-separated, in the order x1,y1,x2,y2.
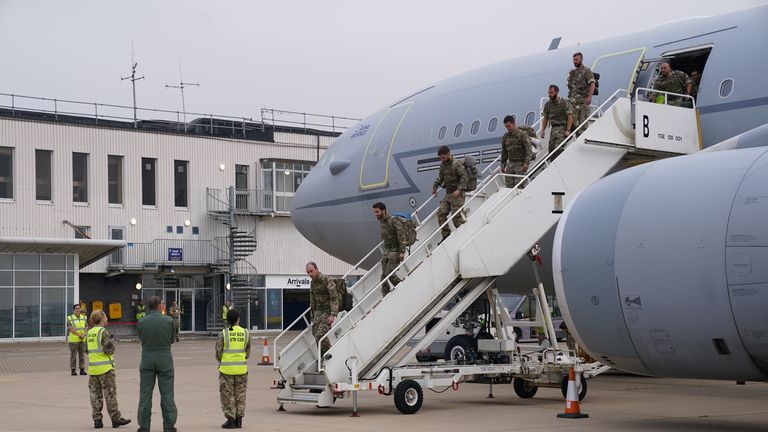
259,338,273,366
557,368,589,419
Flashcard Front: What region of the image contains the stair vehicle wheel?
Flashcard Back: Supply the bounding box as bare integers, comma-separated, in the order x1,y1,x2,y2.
560,374,588,401
513,378,539,398
394,380,424,414
444,335,475,362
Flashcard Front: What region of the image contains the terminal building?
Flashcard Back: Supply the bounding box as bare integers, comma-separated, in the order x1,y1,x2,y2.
0,93,362,340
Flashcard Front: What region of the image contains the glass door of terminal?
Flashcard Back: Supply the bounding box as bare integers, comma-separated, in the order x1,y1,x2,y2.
163,289,194,332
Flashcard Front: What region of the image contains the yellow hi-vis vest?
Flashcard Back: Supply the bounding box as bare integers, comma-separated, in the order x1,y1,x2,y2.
67,314,87,343
135,305,146,320
221,306,228,321
86,327,115,376
218,325,248,375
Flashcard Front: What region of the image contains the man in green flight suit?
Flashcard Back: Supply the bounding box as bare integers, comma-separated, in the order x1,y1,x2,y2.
137,296,177,432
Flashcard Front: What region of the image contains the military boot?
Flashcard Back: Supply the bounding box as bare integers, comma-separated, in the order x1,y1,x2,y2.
94,419,104,429
71,369,77,376
112,418,131,428
80,368,87,375
221,417,236,429
235,417,242,428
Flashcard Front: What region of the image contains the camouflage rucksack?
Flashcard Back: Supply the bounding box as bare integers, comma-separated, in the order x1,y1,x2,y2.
391,212,418,247
462,155,479,191
518,125,537,138
334,278,353,312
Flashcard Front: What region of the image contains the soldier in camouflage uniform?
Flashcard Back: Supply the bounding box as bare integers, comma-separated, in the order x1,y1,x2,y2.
567,52,596,135
87,310,131,429
432,145,469,241
372,202,408,295
690,70,701,101
306,262,339,355
500,115,533,188
216,309,251,429
540,84,574,160
652,62,693,107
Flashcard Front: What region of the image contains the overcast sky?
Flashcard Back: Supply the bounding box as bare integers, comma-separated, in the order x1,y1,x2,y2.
0,0,765,122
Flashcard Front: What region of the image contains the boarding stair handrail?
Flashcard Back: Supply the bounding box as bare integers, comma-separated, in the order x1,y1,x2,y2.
272,116,541,366
316,88,630,372
634,87,696,108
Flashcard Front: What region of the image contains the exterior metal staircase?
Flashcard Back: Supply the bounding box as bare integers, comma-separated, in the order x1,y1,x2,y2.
206,186,261,331
274,89,703,407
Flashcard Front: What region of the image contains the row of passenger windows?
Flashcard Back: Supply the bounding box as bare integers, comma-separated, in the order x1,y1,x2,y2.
436,111,537,142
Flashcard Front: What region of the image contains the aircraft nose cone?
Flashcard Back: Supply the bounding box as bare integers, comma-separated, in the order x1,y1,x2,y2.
291,174,323,244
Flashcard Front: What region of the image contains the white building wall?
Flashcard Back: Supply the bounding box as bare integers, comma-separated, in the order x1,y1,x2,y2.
0,117,357,276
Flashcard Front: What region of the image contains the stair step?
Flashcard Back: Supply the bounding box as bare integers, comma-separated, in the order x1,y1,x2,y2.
291,384,327,391
277,393,321,403
301,372,328,386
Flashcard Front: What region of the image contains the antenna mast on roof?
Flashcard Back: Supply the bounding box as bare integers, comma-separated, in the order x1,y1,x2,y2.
121,43,145,127
165,60,199,132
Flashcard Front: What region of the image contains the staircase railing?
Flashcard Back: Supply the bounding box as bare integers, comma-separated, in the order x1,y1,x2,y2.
274,110,550,373
315,88,630,372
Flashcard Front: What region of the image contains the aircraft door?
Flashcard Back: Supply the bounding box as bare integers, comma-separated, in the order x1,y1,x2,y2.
591,48,646,102
633,59,664,94
359,102,413,190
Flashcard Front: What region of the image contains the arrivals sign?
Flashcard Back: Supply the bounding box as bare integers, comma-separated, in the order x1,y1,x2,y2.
265,275,311,289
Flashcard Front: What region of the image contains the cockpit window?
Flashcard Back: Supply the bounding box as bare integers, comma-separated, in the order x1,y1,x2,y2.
438,126,447,141
470,120,480,136
488,117,498,133
454,123,463,138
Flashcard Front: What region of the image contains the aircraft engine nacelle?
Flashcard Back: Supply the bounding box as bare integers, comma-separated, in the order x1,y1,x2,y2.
553,146,768,381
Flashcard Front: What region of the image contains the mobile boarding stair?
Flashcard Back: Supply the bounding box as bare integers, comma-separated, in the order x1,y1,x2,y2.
273,88,702,413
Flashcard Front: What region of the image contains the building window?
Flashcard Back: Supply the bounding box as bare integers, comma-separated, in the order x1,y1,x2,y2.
72,152,89,203
108,155,123,205
0,147,13,199
35,150,52,201
488,117,498,133
437,126,447,141
261,161,314,212
235,164,249,210
192,226,200,235
1,253,76,339
174,160,188,208
454,123,463,138
176,226,183,234
166,226,173,234
470,120,480,136
142,158,156,206
109,227,124,265
74,226,90,239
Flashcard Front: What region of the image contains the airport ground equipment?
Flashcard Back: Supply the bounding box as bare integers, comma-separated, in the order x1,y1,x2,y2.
273,89,701,413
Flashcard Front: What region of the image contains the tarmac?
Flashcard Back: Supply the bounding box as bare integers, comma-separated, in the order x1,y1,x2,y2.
1,336,767,432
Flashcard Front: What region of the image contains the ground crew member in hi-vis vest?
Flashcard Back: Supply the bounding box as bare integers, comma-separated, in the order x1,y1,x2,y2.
222,300,232,324
86,310,131,429
67,303,87,376
135,299,146,321
137,296,177,432
215,309,251,429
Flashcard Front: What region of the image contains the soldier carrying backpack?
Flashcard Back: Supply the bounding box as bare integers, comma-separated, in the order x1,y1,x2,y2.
372,202,411,296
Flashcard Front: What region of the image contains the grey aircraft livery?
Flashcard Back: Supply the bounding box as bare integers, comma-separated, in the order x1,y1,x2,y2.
291,6,768,381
